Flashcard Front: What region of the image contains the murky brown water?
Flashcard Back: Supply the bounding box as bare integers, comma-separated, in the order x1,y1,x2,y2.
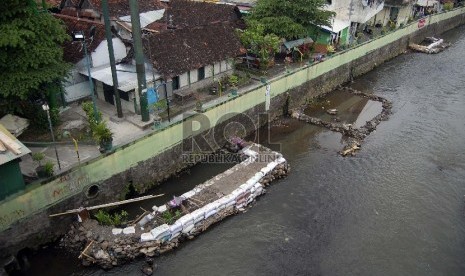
21,25,465,276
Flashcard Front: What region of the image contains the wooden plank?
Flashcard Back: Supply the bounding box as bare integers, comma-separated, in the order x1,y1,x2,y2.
49,194,164,217
0,140,6,152
0,132,21,155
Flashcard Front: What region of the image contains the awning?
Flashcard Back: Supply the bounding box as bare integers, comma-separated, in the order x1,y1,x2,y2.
79,64,161,92
416,0,438,6
320,18,351,33
283,37,314,50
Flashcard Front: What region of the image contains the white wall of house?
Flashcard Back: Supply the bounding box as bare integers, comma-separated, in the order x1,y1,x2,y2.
190,69,198,84
325,0,385,25
91,38,127,67
205,64,213,78
179,72,189,88
371,4,413,27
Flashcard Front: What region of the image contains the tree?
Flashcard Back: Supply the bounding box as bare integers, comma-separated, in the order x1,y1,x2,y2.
247,0,335,40
0,0,70,104
238,23,281,68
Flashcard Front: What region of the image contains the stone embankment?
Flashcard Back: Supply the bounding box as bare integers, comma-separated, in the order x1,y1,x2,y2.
291,86,393,156
60,143,289,273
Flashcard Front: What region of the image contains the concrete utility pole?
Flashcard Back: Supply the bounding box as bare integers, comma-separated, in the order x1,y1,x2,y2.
101,0,124,118
129,0,150,122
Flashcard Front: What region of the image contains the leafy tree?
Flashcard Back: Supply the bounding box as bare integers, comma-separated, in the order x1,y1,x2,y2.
247,0,335,40
0,0,70,104
238,23,281,67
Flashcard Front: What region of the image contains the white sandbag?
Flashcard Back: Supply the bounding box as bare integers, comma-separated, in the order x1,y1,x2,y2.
267,161,278,169
242,148,258,158
150,224,170,240
182,224,195,234
202,203,217,214
181,190,196,199
260,166,272,175
205,209,217,219
225,199,236,208
246,197,254,205
123,226,136,235
138,213,154,226
236,203,245,209
254,171,264,179
190,209,205,224
159,234,171,243
157,205,167,213
276,157,286,164
169,232,181,240
177,214,194,227
152,206,158,212
112,228,123,235
141,232,155,242
169,222,183,235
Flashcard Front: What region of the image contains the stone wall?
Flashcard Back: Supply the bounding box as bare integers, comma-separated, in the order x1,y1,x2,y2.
1,8,465,259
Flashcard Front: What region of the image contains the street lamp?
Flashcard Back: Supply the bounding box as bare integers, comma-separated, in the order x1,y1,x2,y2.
73,28,100,123
42,103,61,170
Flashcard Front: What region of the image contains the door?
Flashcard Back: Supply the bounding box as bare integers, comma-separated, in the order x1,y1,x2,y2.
103,83,114,105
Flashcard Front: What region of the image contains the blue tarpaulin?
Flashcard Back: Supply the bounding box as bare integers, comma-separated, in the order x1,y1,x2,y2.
147,87,158,105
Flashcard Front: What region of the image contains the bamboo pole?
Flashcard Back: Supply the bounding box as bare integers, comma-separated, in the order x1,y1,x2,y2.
78,240,94,259
49,194,164,217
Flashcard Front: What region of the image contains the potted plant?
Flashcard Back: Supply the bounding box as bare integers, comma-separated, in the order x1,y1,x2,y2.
228,74,239,96
195,99,203,112
93,121,113,152
152,99,166,129
32,152,47,178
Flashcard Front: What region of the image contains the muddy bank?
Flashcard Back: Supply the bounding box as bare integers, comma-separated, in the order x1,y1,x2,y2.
291,86,393,156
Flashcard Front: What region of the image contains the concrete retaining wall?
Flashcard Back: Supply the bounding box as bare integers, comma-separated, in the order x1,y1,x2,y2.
1,7,464,257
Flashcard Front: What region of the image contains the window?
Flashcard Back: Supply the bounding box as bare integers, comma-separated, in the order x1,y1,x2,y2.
198,67,205,81
172,76,180,90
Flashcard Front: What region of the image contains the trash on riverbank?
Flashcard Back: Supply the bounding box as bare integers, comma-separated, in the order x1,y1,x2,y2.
291,86,392,156
409,37,451,54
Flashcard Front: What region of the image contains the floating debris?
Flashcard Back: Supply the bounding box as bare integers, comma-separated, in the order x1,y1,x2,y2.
409,37,451,54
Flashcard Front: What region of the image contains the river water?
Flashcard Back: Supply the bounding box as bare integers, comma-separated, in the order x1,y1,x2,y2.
24,25,465,275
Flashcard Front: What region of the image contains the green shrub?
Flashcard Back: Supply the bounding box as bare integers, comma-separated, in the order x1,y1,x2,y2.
44,161,54,176
82,101,101,129
94,210,129,226
161,210,182,224
444,2,454,11
32,152,45,166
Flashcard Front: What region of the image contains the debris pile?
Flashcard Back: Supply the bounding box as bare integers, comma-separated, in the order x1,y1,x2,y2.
292,86,392,156
409,37,451,54
60,144,289,272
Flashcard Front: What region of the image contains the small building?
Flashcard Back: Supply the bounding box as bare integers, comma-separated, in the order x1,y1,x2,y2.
0,124,31,201
371,0,414,28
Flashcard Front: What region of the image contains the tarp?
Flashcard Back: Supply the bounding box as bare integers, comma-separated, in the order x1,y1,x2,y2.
283,37,314,50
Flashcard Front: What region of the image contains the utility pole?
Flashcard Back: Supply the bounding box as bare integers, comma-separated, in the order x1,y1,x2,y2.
129,0,150,122
101,0,124,118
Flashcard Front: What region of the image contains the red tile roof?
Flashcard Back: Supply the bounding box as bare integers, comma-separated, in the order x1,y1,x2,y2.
144,22,243,78
54,14,107,63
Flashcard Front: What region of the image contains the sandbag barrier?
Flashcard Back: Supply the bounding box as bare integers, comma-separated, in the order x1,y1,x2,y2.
291,86,392,156
60,144,289,270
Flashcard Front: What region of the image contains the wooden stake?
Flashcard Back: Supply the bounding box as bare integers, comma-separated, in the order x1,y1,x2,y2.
79,240,94,259
49,194,164,217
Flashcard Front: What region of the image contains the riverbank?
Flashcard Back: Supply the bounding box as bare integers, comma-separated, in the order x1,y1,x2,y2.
59,143,289,271
1,7,465,266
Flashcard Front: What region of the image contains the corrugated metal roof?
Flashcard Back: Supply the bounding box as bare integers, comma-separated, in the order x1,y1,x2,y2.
119,9,165,28
0,124,31,166
80,64,161,92
283,37,314,50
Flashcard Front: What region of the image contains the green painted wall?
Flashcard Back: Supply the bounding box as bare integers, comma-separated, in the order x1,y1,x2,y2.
0,161,25,201
0,7,464,232
340,27,349,45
